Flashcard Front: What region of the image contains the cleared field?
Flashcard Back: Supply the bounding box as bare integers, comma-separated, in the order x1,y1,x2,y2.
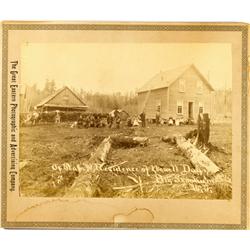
19,123,232,199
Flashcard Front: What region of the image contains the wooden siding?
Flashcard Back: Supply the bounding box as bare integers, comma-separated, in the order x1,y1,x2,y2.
168,67,212,119
47,88,83,106
138,87,168,119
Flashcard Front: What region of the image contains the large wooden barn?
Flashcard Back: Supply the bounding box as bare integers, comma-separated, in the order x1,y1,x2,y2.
137,64,214,120
35,86,88,112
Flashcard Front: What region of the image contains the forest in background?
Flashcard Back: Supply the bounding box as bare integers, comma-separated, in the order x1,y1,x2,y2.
21,80,138,114
21,80,232,117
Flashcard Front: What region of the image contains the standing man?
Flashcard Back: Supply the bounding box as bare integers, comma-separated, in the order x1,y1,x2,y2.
155,110,160,126
140,111,146,128
115,111,121,129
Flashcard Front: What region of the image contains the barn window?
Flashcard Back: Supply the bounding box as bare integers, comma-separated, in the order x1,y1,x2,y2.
179,79,186,92
197,80,203,94
177,101,183,114
199,102,204,113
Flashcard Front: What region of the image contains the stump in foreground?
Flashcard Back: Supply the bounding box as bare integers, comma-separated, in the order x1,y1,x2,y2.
194,113,210,147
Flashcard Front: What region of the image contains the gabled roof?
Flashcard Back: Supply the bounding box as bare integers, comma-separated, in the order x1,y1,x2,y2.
36,86,87,108
137,64,214,93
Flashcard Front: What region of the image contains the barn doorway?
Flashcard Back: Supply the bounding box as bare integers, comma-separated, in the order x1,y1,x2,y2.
188,102,193,118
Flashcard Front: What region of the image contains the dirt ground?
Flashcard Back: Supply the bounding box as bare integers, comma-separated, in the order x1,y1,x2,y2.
19,122,232,199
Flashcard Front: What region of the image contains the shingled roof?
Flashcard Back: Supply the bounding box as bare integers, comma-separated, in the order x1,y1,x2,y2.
137,64,214,93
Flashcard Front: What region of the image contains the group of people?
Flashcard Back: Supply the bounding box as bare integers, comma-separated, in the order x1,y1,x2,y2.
76,113,106,128
23,108,191,129
136,110,191,127
126,111,146,128
74,110,122,129
75,109,143,129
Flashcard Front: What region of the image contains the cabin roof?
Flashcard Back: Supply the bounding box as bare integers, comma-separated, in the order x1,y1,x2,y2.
137,64,214,93
36,86,87,108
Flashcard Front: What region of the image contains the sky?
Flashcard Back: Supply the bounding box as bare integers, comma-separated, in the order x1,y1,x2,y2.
21,42,232,93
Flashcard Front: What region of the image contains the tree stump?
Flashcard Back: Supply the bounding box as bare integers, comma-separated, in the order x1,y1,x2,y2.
195,113,210,147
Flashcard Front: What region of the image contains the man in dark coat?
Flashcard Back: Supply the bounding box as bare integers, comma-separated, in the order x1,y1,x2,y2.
140,111,146,128
115,111,121,129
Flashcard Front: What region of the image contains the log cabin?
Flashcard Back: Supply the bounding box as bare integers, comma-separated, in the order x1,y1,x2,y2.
137,64,214,121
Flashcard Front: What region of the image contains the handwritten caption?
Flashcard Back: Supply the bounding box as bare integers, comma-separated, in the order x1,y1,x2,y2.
51,162,215,194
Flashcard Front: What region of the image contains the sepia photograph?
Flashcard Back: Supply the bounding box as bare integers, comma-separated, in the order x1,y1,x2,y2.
19,42,232,200
1,0,250,245
2,21,248,229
